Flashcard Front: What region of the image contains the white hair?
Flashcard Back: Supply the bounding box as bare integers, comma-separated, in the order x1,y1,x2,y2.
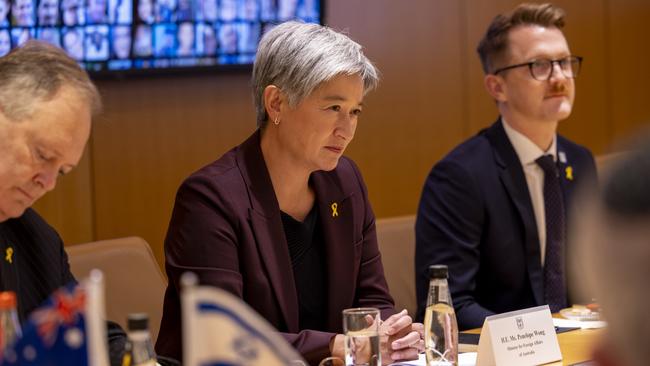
0,40,100,121
252,21,378,128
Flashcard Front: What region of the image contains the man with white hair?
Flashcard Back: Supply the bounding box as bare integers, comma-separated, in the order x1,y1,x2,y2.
0,41,126,366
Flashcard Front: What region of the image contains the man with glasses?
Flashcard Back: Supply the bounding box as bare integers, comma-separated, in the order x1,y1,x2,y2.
415,3,597,329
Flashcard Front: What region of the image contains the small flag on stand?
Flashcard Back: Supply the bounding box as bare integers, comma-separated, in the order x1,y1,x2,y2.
2,270,110,366
181,272,306,366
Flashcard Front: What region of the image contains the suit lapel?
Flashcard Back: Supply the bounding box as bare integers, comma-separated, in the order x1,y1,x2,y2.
311,170,355,331
237,131,299,332
485,119,545,305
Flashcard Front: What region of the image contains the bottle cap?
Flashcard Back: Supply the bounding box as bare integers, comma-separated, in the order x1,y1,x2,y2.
127,313,149,331
0,291,17,309
428,264,448,279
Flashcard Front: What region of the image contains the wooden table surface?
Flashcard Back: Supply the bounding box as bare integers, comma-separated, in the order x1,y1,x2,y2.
461,325,604,365
553,327,603,365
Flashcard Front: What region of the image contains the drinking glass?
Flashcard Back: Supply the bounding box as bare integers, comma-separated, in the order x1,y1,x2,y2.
342,307,381,366
318,356,344,366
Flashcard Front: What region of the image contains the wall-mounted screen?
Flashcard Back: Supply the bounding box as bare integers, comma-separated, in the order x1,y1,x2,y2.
0,0,322,75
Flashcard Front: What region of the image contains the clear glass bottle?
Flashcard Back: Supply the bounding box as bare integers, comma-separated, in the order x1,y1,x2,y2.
0,291,22,359
123,313,156,366
424,265,458,366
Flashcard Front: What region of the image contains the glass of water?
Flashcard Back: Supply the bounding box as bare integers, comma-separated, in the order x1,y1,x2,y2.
342,307,381,366
318,357,344,366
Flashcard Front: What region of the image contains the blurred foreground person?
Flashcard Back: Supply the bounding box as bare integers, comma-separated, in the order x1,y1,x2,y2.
577,141,650,366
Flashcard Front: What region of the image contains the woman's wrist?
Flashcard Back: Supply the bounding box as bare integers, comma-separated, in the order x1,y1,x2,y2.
329,334,345,359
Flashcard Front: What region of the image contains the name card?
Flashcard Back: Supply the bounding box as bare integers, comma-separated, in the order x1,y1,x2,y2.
476,305,562,366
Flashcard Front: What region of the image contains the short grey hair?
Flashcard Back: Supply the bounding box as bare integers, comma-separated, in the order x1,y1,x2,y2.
252,21,378,128
0,40,101,122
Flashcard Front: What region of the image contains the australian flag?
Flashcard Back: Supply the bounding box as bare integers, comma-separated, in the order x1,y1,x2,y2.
2,270,109,366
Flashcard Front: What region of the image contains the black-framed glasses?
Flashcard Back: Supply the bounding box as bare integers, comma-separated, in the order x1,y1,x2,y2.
492,56,583,81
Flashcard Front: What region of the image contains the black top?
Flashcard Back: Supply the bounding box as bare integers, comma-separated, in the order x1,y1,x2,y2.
280,205,327,331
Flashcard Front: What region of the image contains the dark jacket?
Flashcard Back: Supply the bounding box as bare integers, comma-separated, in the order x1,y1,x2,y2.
415,119,597,329
156,130,395,365
0,208,126,366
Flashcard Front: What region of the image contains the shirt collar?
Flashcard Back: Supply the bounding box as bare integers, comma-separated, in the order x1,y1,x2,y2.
502,117,557,166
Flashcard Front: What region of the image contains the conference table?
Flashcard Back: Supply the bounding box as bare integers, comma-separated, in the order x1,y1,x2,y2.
460,320,604,365
553,327,603,365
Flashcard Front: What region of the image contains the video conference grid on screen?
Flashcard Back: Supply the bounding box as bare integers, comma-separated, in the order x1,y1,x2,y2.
0,0,320,72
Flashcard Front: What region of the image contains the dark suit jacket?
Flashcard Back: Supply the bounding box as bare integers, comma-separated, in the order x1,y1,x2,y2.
156,130,395,364
0,208,126,366
0,208,76,323
415,119,597,330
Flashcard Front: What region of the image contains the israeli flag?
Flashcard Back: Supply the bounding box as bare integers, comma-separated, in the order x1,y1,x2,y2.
181,273,306,366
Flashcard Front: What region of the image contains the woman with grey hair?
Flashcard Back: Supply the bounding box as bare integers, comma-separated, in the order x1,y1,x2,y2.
156,21,424,365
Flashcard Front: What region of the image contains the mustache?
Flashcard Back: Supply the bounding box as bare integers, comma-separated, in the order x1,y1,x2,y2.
549,83,567,95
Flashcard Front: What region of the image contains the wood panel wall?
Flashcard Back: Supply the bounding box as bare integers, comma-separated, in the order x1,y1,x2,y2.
32,0,650,270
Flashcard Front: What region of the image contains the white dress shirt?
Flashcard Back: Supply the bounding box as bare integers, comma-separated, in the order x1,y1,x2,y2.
502,119,557,265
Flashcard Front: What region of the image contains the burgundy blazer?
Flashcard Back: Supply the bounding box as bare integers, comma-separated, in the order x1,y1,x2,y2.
155,130,395,364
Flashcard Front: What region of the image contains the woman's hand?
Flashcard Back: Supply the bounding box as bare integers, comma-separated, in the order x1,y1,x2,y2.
379,310,425,365
329,334,346,360
330,310,425,366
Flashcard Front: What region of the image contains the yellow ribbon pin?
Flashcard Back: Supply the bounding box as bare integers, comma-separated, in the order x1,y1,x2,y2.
565,166,574,181
5,247,13,264
331,202,339,218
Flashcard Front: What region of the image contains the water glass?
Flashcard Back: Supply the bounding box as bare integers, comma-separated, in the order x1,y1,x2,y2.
318,357,344,366
342,307,381,366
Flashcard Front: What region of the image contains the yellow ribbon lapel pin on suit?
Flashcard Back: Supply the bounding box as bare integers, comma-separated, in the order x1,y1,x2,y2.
5,247,13,264
565,166,573,181
331,202,339,218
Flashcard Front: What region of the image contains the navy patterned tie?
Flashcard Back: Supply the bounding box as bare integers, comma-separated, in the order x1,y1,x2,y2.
535,154,567,313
